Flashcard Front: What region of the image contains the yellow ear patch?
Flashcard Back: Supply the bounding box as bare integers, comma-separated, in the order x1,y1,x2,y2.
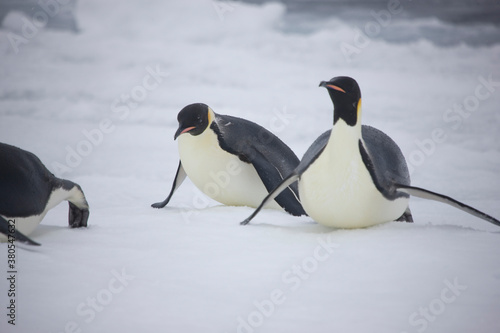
357,98,362,120
207,107,214,124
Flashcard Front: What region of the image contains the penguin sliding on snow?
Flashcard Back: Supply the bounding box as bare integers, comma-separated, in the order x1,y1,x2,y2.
241,76,500,228
0,143,90,245
152,103,306,216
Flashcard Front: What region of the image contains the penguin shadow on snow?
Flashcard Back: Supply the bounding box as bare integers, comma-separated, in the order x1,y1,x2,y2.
29,225,68,238
21,225,77,248
240,76,500,230
254,221,335,235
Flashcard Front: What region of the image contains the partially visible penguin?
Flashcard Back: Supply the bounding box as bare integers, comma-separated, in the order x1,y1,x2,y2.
152,103,306,216
0,143,89,245
0,216,39,246
241,76,500,228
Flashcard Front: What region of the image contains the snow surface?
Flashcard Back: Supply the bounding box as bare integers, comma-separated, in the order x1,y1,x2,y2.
1,1,500,332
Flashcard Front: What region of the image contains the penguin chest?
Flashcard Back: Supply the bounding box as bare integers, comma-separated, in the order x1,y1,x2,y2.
0,187,73,241
299,138,407,228
177,130,281,209
0,214,44,241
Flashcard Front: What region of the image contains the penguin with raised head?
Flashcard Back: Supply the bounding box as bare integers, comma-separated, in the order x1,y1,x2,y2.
241,76,500,228
0,143,89,245
152,103,306,216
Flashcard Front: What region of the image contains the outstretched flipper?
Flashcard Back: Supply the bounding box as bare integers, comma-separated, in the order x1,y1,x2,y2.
241,173,300,225
240,130,331,225
246,148,304,216
152,161,187,209
0,216,40,246
396,184,500,227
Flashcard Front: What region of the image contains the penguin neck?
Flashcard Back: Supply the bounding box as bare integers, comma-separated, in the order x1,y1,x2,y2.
328,119,361,154
46,185,87,212
178,113,219,154
332,99,362,139
207,107,215,125
332,98,362,128
326,105,363,162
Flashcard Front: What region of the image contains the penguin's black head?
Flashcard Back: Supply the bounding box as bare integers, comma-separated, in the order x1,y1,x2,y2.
174,103,212,140
319,76,361,127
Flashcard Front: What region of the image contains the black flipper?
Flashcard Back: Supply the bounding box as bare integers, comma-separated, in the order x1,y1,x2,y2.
152,161,187,209
248,149,304,216
212,114,306,216
241,173,300,225
0,216,41,246
241,130,331,225
396,184,500,227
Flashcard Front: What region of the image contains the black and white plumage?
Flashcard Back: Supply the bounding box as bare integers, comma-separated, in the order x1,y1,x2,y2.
0,143,89,245
241,76,500,228
0,216,39,246
152,103,306,216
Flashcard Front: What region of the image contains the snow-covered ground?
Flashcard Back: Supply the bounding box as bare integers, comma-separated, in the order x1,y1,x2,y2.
1,1,500,332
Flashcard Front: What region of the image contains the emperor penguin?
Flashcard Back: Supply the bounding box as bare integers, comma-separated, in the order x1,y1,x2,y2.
241,76,500,228
151,103,306,216
1,216,39,246
0,143,89,245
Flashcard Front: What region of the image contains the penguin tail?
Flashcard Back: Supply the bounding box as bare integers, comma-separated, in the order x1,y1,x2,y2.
241,173,300,225
395,184,500,227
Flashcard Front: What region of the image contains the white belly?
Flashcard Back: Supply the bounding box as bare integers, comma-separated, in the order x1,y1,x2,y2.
0,214,45,242
0,187,75,242
178,129,282,210
299,128,408,228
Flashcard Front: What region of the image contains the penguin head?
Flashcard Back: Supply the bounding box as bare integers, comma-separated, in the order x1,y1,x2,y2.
174,103,213,140
319,76,362,127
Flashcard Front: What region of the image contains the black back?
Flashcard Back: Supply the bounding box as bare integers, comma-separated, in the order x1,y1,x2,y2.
211,114,306,216
296,130,331,176
360,125,410,200
0,143,60,217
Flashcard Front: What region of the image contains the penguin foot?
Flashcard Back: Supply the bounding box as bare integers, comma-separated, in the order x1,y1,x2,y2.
68,202,89,228
396,207,414,223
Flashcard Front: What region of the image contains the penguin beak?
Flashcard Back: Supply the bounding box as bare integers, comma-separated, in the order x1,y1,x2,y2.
174,126,196,140
319,81,346,93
